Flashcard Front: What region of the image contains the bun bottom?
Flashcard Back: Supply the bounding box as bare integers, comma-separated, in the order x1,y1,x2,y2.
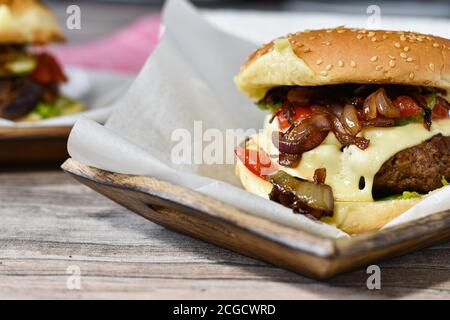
236,161,420,234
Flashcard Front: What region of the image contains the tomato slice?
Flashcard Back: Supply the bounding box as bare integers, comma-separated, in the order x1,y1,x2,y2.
31,53,67,85
393,96,422,118
277,105,313,131
432,97,450,119
235,146,277,180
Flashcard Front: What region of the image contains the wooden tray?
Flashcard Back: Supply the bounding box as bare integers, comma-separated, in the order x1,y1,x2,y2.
0,126,71,166
61,158,450,279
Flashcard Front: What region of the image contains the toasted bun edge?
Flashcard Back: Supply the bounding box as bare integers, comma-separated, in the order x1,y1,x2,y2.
236,27,450,100
0,0,64,44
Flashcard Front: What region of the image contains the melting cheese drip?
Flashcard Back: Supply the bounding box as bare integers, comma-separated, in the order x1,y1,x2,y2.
258,115,450,202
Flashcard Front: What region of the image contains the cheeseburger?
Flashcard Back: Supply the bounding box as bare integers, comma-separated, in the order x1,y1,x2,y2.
234,27,450,234
0,0,84,122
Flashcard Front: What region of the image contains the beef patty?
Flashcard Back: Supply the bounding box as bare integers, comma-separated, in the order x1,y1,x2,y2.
372,134,450,199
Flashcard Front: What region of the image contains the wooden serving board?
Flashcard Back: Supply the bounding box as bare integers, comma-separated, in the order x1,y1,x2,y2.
0,126,71,167
61,158,450,279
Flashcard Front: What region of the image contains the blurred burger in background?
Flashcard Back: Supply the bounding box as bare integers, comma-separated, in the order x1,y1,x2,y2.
0,0,84,122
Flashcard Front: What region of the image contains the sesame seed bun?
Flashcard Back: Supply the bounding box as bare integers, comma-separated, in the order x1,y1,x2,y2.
236,159,421,235
0,0,64,45
236,27,450,100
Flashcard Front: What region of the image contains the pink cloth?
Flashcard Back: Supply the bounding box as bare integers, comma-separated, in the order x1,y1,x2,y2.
50,14,161,74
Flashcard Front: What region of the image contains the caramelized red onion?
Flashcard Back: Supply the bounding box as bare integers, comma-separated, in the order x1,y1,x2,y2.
363,88,400,119
313,168,327,185
330,115,370,149
375,88,401,118
360,117,395,127
272,115,331,167
342,104,361,136
269,170,334,218
362,91,378,120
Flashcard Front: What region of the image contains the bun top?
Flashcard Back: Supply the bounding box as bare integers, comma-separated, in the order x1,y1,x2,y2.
0,0,64,45
235,27,450,100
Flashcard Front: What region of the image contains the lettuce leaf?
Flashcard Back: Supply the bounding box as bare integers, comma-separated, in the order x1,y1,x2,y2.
394,113,423,126
20,96,86,122
427,93,437,110
256,102,282,113
380,191,423,201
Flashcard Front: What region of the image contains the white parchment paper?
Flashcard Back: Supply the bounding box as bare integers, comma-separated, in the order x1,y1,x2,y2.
68,0,450,238
0,68,134,128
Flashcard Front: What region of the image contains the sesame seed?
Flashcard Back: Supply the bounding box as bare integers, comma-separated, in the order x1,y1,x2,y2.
426,36,432,41
320,71,328,76
367,31,375,37
338,60,344,67
316,59,323,65
371,37,377,42
406,57,414,62
400,35,406,41
382,35,388,39
303,48,311,53
429,63,435,71
375,66,383,71
370,56,378,62
350,61,357,68
409,72,415,79
400,52,408,59
403,46,410,52
356,34,363,40
394,42,401,48
433,43,440,48
388,55,396,60
389,60,396,68
325,64,333,71
325,41,331,46
326,29,333,33
337,29,346,33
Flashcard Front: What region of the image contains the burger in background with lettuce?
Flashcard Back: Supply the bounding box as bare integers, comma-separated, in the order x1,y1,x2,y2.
0,0,85,122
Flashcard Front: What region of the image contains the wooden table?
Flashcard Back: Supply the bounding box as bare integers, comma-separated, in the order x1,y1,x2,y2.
0,1,449,300
0,169,449,299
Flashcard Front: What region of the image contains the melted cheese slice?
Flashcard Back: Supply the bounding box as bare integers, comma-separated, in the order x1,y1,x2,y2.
257,115,450,202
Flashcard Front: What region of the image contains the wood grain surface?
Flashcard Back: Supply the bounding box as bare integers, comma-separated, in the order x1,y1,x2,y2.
0,170,449,299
